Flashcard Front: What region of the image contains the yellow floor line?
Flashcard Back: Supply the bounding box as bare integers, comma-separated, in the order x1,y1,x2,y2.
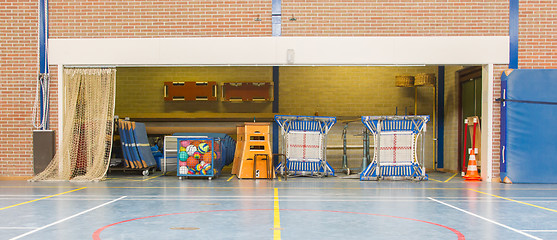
226,176,235,182
444,173,458,182
273,188,282,240
142,174,162,181
470,189,557,213
428,178,444,183
0,187,87,211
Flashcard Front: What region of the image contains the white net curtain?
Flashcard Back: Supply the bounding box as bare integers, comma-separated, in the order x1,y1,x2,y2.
31,68,116,181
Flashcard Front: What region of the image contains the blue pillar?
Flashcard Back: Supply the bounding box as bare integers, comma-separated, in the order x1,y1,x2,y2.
272,67,280,160
39,0,49,130
437,66,445,169
272,0,281,159
272,0,281,36
509,0,519,69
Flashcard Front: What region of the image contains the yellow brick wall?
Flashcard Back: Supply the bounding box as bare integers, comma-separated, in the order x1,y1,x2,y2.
278,66,440,169
279,66,437,116
115,67,274,114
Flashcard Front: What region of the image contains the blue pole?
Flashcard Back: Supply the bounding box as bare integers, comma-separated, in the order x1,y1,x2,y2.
271,0,281,162
38,0,49,130
272,0,281,36
272,67,279,163
509,0,519,69
437,66,445,169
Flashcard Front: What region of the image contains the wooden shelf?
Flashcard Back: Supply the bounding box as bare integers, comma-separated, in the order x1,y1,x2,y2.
117,112,279,122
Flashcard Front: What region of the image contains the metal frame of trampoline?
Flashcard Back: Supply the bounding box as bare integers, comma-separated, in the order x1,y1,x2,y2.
360,115,429,181
275,115,336,177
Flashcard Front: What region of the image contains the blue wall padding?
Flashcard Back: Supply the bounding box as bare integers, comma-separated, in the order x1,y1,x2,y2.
501,69,557,183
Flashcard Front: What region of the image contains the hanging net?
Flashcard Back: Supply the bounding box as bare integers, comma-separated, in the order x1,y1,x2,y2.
31,68,116,181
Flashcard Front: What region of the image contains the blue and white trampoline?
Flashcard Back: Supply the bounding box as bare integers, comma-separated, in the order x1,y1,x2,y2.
275,115,336,177
360,115,429,181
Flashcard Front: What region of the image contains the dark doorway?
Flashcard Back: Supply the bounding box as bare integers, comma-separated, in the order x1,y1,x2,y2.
457,66,482,174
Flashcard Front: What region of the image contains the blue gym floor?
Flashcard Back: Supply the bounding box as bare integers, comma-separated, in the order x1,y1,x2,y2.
1,171,557,240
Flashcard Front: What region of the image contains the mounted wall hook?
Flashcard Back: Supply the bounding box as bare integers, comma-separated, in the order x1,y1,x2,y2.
289,15,297,21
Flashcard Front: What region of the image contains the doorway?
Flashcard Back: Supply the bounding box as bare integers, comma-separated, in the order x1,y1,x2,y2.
457,66,482,174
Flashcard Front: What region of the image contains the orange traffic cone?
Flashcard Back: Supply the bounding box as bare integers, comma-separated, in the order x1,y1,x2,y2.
464,148,482,182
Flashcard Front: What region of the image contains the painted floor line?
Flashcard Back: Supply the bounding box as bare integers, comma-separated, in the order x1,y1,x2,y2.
428,178,444,183
522,230,557,232
142,174,162,181
226,175,235,181
0,227,37,230
470,189,557,213
0,187,87,211
273,188,281,240
428,197,542,240
6,185,557,191
9,196,127,240
4,198,556,203
444,173,458,182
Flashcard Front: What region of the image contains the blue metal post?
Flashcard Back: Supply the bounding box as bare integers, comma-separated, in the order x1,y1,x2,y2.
437,66,445,169
272,0,281,36
272,67,280,163
272,0,281,162
509,0,519,69
39,0,49,130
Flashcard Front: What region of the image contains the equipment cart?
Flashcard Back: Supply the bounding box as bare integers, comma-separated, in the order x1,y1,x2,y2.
177,137,224,180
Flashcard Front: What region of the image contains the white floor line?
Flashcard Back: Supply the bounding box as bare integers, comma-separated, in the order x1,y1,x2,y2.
9,196,126,240
0,227,37,230
428,197,542,240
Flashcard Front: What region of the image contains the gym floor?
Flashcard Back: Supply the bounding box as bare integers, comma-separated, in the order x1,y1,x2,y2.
1,171,556,240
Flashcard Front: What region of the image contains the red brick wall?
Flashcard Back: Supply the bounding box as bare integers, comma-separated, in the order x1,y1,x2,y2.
519,0,557,68
491,64,507,180
282,0,509,36
49,0,272,38
0,0,38,176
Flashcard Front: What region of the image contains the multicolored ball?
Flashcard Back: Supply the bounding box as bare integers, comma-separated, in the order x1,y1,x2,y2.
179,151,188,161
203,163,212,171
198,142,210,154
186,156,198,168
186,145,197,156
187,168,196,175
195,163,204,172
180,140,191,148
202,152,216,163
200,169,208,175
193,152,202,160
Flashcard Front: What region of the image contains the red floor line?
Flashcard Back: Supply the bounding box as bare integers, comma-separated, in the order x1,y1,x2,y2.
93,208,464,240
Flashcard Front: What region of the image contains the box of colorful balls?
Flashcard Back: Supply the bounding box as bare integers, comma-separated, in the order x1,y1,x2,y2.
177,137,222,178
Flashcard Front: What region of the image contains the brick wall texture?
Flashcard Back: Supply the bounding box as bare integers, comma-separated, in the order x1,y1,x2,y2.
1,0,555,177
1,1,38,176
282,0,509,36
519,1,557,68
